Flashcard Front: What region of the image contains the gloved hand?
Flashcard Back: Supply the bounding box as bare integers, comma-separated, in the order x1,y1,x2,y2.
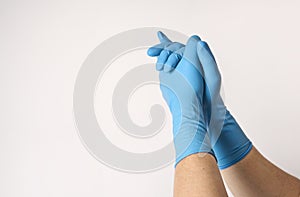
147,32,214,166
197,40,252,169
153,31,252,169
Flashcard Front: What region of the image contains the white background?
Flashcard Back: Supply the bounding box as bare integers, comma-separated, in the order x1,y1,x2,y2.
1,0,300,196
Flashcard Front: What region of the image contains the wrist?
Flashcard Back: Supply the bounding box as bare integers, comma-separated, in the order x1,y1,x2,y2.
173,124,213,166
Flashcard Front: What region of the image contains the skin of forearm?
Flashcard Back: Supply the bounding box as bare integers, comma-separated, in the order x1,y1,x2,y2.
174,153,228,197
221,146,300,197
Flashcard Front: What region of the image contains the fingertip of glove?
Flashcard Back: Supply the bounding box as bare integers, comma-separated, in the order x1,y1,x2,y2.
186,35,201,48
157,31,163,37
156,63,164,71
163,64,173,72
191,35,201,41
157,31,171,43
147,47,159,56
147,48,153,56
197,41,206,48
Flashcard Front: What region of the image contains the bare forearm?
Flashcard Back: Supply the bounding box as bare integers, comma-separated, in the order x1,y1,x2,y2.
174,153,228,197
221,146,300,197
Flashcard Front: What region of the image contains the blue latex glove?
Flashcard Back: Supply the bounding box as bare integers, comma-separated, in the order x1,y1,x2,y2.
197,41,252,170
153,32,252,169
147,32,213,166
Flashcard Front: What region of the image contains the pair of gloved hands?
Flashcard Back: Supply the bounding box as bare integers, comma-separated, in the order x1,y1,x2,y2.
147,31,252,169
